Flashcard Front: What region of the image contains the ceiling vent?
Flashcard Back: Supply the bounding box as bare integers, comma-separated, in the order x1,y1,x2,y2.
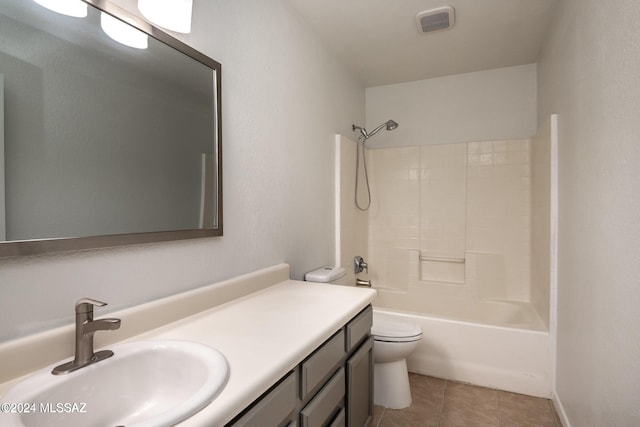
416,6,455,34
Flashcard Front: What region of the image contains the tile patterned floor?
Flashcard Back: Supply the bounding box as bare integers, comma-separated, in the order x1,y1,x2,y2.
372,373,562,427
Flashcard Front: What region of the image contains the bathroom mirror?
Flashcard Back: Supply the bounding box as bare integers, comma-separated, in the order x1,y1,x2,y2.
0,0,222,258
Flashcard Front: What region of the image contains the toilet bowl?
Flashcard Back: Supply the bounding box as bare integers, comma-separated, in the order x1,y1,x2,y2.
372,313,423,409
302,267,422,409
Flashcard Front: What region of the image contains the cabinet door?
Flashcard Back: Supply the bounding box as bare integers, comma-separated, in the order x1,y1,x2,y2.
346,337,373,427
329,408,346,427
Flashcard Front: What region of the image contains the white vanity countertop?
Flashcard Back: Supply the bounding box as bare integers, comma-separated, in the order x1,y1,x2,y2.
0,271,375,426
125,279,375,426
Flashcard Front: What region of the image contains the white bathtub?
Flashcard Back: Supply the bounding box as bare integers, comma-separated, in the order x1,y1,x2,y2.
373,307,552,398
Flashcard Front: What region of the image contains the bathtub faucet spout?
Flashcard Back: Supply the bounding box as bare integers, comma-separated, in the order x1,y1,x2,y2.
356,278,372,287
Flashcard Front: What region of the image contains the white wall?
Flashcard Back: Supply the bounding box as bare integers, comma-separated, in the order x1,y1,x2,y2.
0,0,364,342
538,0,640,425
365,64,537,148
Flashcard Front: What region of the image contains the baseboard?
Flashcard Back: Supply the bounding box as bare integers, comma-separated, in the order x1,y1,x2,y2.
552,391,571,427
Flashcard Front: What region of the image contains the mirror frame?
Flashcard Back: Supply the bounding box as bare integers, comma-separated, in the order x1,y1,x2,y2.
0,0,222,258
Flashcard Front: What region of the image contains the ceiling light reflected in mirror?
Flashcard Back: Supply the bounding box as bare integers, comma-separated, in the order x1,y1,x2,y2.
100,12,149,49
33,0,87,17
138,0,193,34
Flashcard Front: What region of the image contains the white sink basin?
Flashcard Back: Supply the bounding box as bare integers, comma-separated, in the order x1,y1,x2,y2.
1,340,229,427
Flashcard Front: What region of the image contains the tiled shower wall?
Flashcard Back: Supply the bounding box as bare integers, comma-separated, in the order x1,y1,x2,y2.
367,139,533,303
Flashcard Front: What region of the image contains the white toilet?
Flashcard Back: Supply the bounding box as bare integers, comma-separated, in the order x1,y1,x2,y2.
303,266,423,409
372,313,423,409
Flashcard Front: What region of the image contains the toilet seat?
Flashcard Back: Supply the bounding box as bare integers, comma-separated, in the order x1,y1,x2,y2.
372,319,423,343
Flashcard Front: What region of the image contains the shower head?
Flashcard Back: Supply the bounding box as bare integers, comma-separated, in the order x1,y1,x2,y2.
352,120,399,140
385,120,399,131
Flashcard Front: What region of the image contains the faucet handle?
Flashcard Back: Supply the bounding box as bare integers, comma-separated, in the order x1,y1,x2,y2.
354,256,368,274
75,298,107,314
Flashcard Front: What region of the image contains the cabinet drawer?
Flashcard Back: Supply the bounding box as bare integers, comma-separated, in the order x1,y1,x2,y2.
230,371,297,427
329,408,346,427
345,305,372,352
301,330,345,398
300,368,345,427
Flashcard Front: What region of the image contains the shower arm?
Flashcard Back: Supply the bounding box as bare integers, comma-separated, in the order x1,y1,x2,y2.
365,122,388,140
352,120,398,141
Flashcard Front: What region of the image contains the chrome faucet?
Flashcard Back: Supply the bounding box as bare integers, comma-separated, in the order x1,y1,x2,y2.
52,298,121,375
354,256,372,287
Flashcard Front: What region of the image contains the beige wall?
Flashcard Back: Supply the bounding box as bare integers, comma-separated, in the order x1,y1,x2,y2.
538,0,640,425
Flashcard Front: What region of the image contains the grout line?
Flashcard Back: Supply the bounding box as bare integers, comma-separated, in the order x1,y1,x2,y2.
377,407,386,427
496,386,501,427
372,405,385,427
437,379,449,427
549,399,562,427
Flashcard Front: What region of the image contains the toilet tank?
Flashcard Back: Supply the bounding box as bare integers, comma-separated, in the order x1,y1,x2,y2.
304,266,346,283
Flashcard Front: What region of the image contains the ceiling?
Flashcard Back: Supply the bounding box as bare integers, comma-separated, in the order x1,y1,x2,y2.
285,0,556,87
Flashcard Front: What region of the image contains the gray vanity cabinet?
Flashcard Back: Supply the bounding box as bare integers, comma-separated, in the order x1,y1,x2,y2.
227,305,373,427
345,336,374,427
344,305,374,427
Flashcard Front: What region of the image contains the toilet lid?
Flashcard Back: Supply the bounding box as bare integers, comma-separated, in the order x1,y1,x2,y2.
372,318,422,342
